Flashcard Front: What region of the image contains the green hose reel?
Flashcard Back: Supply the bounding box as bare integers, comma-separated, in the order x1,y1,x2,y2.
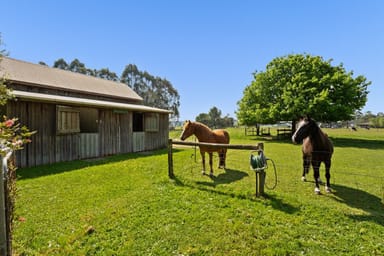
250,151,267,170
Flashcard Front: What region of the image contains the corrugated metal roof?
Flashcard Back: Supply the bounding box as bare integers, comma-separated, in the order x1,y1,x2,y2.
0,57,143,102
13,90,171,114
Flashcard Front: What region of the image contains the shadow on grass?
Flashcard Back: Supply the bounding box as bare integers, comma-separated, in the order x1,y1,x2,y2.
331,183,384,226
17,148,174,180
330,137,384,150
195,168,249,187
172,175,300,215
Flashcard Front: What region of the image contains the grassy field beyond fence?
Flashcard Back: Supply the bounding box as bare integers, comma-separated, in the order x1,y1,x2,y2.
13,128,384,255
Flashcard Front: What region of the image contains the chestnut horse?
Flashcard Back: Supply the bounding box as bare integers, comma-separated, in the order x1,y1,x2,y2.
180,121,230,177
292,117,334,194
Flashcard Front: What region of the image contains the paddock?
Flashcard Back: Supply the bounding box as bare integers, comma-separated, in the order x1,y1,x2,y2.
168,139,272,196
11,127,384,255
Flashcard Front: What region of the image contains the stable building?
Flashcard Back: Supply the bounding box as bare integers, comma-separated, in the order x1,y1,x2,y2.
0,57,171,168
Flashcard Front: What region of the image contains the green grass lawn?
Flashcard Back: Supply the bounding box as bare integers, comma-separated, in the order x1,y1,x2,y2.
13,128,384,255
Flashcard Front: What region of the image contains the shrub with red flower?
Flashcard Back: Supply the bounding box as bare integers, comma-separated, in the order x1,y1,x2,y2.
0,116,35,156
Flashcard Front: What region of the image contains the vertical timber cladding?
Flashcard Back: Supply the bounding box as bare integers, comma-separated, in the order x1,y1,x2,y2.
7,100,167,167
7,101,57,168
99,109,133,155
144,113,169,150
119,111,133,153
55,105,80,163
99,109,127,156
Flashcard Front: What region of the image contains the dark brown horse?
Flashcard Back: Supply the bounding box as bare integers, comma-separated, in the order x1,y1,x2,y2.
292,117,334,194
180,121,230,177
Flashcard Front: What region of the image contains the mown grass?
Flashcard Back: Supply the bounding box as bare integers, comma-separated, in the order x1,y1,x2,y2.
13,128,384,255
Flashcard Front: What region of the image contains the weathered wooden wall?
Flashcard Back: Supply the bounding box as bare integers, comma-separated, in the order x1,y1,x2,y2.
6,100,169,168
144,114,169,150
80,133,99,159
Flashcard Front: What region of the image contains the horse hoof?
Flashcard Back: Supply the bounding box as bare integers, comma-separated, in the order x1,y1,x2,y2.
201,171,206,175
314,187,321,195
301,176,307,182
325,186,332,193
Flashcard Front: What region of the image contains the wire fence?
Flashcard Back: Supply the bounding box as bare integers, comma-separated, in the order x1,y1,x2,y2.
170,143,384,201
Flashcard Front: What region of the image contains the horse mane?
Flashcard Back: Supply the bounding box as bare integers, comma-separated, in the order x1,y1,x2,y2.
193,121,213,132
309,120,333,152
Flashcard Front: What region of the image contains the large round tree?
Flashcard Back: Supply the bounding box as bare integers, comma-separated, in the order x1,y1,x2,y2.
236,53,370,130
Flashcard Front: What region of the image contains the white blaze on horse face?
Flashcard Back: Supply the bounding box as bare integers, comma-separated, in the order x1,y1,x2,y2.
292,134,297,144
292,119,306,143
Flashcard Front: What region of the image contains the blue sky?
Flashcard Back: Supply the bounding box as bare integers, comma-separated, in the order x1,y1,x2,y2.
1,0,383,120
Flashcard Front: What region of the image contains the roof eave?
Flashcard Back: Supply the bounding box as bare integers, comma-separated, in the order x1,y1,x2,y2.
12,90,172,114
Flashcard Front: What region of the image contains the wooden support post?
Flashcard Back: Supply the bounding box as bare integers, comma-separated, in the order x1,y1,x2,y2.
168,139,174,179
254,142,266,197
255,170,266,197
0,152,13,256
0,157,8,256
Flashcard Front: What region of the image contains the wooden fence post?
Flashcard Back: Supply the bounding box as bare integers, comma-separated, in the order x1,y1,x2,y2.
0,152,12,256
168,139,174,179
0,156,8,256
254,142,266,197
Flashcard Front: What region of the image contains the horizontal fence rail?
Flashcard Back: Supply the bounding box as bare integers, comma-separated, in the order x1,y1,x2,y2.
170,139,264,150
168,139,264,176
168,139,265,195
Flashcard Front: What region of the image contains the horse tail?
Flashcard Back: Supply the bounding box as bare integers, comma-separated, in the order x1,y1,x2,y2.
224,130,230,144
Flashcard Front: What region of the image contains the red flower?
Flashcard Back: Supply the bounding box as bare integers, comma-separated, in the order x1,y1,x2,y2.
4,119,14,127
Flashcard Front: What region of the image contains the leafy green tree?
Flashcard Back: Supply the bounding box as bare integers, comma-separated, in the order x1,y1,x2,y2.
195,107,234,128
220,115,235,128
237,54,371,130
208,107,222,128
195,113,211,126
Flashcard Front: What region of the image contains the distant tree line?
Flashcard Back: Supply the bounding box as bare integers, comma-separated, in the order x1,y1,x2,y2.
355,111,384,128
39,58,180,120
195,107,235,128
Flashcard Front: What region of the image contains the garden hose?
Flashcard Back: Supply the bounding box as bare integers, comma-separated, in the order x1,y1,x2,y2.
250,150,278,190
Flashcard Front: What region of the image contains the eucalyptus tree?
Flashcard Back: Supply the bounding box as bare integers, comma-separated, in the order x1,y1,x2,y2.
121,64,180,120
51,59,180,120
